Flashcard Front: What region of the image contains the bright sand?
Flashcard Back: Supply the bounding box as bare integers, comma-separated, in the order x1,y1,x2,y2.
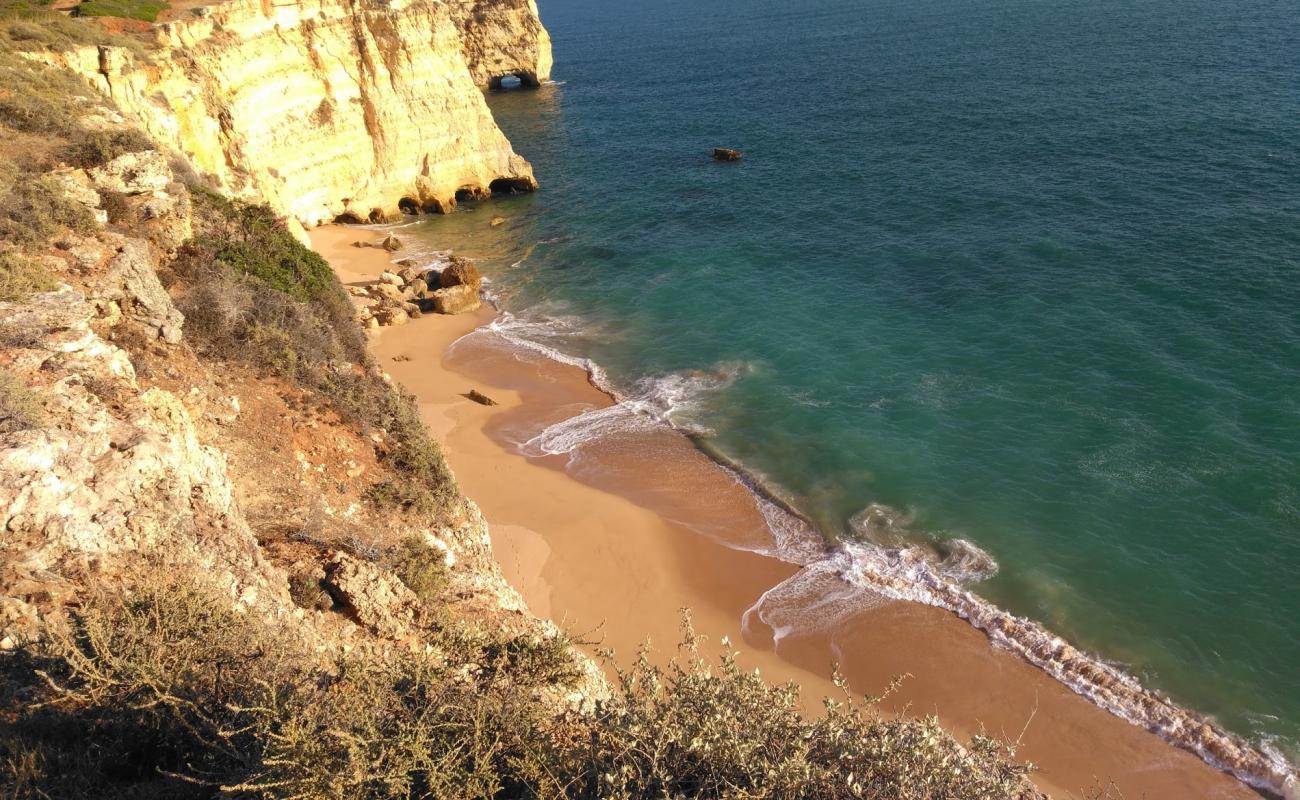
313,226,1259,800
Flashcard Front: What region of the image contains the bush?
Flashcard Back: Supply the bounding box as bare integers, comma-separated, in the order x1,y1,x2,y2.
0,251,55,301
0,173,96,246
0,570,1038,800
388,536,449,603
0,566,572,799
287,570,332,611
0,370,43,433
61,127,155,169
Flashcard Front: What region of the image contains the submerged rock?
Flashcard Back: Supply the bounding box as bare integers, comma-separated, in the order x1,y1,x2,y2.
466,389,497,406
712,147,743,162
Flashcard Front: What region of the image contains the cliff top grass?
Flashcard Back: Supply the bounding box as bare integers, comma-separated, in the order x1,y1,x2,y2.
0,0,149,50
73,0,168,23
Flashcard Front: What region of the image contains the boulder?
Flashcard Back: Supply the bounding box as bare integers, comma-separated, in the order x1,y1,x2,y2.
379,270,404,287
430,284,481,315
379,235,403,252
367,283,403,302
397,266,423,284
322,553,421,639
466,389,498,406
712,147,743,162
101,239,185,344
375,307,409,326
440,257,482,291
405,278,428,298
88,150,171,194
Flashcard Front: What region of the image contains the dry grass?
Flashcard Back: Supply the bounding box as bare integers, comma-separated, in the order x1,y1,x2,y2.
0,251,55,301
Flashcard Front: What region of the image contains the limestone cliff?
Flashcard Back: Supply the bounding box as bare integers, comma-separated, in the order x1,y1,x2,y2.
449,0,552,88
40,0,553,226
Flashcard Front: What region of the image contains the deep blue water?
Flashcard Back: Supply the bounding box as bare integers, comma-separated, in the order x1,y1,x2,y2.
419,0,1300,757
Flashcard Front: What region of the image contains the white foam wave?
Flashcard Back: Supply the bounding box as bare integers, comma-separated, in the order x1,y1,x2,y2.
742,533,1297,797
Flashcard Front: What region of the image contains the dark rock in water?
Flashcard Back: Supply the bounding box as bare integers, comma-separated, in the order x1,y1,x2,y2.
440,256,482,290
379,235,403,252
712,148,743,162
466,389,498,406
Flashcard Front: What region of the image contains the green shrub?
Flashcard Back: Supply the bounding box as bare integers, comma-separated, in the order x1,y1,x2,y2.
0,251,55,301
388,536,449,603
73,0,167,22
0,370,43,433
0,173,96,246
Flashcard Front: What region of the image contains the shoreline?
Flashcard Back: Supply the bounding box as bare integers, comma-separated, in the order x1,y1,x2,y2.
313,224,1280,800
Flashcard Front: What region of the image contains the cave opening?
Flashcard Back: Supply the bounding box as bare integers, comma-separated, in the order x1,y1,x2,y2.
398,197,420,215
489,177,535,196
334,211,365,224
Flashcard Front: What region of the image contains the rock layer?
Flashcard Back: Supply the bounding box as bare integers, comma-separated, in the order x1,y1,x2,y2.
40,0,552,225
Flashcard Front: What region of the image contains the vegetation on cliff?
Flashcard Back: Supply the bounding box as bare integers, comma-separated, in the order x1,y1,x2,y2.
3,562,1039,799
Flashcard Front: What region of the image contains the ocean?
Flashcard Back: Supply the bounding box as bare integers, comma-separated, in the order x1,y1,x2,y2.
403,0,1300,768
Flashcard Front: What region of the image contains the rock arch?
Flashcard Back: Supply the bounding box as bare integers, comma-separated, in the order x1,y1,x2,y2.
488,71,540,91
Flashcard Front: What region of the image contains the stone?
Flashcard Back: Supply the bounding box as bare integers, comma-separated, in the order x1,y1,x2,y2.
466,389,497,406
101,239,185,343
712,147,743,162
379,270,404,287
406,278,428,298
430,284,481,315
490,216,505,227
375,307,409,326
367,282,404,302
322,553,421,639
379,235,403,252
440,257,482,291
88,150,171,195
45,168,102,211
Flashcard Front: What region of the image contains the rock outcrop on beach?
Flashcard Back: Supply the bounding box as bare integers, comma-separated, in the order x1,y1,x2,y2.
33,0,551,226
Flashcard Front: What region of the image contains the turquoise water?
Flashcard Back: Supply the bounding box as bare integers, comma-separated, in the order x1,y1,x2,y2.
420,0,1300,759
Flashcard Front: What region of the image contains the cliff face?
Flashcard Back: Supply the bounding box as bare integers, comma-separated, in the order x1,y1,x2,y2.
43,0,552,226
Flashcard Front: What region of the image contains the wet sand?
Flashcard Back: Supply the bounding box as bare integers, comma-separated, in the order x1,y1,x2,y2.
313,225,1261,800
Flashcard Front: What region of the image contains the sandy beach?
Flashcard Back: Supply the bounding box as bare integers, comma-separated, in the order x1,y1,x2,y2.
313,225,1261,800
